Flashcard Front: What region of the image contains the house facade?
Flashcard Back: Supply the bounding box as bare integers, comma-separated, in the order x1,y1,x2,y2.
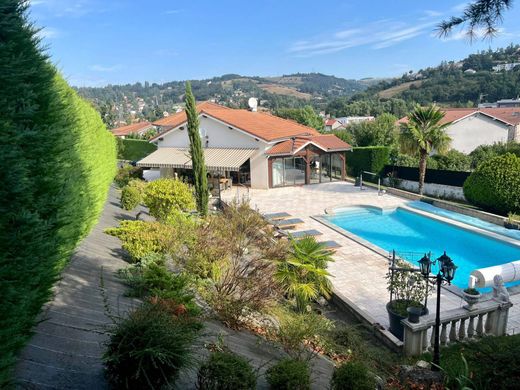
398,108,520,153
137,102,351,189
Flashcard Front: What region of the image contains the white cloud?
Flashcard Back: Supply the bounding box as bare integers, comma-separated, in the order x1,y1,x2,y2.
90,64,123,72
164,9,182,15
288,20,437,57
36,26,60,39
29,0,97,18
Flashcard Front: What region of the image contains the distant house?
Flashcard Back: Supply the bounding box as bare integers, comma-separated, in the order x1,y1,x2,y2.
464,68,477,74
111,121,154,138
336,116,375,126
324,119,343,131
398,108,520,153
492,63,520,72
137,102,352,189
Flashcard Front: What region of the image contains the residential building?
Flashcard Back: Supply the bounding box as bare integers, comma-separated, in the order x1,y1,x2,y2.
137,102,351,189
398,107,520,153
324,119,344,131
492,63,520,72
478,99,520,108
110,121,154,138
336,116,375,126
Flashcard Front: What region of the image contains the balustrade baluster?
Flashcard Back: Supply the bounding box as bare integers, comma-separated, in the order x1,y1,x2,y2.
468,316,475,339
440,322,448,345
458,318,467,340
429,325,435,351
449,320,458,342
476,313,484,337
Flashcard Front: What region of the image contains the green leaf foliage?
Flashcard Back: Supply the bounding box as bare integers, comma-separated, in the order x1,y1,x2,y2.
197,351,257,390
143,178,196,221
104,302,202,390
463,153,520,215
120,185,141,210
185,81,209,216
346,146,391,177
0,1,116,382
114,164,143,187
266,359,311,390
118,138,157,161
331,361,376,390
274,105,324,131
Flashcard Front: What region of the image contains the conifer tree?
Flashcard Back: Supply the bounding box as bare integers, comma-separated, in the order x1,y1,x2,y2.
185,82,208,216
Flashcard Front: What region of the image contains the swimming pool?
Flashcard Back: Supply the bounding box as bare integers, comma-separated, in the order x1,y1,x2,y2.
324,206,520,289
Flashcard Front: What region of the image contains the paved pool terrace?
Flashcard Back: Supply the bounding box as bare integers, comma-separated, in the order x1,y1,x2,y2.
222,182,520,337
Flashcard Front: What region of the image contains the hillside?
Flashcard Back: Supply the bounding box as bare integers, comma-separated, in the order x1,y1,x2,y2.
76,73,376,126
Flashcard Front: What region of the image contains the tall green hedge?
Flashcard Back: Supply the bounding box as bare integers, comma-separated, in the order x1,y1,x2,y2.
463,153,520,215
119,139,157,161
346,146,391,177
0,1,116,383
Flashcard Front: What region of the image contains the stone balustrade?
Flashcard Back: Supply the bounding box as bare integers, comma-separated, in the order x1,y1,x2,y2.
402,299,513,356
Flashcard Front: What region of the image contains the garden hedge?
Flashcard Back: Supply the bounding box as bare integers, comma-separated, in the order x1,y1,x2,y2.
119,138,157,161
0,1,116,382
346,146,391,178
463,153,520,215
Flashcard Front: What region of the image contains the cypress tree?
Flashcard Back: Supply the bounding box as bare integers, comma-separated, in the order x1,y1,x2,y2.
185,82,208,216
0,1,115,383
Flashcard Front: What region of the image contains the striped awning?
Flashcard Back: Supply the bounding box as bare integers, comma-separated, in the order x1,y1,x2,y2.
136,147,257,171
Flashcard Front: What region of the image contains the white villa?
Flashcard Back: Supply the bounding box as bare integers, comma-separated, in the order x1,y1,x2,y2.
399,107,520,153
137,102,351,189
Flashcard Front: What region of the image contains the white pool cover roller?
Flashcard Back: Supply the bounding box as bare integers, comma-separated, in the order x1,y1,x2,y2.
470,260,520,288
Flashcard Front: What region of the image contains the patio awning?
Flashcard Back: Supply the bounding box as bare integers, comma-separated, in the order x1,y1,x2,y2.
136,147,257,171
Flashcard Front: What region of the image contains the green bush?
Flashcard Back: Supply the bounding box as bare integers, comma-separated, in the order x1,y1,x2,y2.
331,361,375,390
114,164,143,188
118,138,157,161
104,303,202,390
0,2,116,382
120,185,140,210
197,351,257,390
463,153,520,214
266,359,311,390
144,178,196,221
431,149,471,172
346,146,391,177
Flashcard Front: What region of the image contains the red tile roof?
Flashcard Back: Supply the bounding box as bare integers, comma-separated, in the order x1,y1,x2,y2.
325,119,338,126
398,107,520,126
151,101,320,142
111,121,153,136
266,134,352,156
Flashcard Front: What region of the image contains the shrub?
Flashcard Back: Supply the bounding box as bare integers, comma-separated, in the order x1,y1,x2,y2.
143,178,196,220
120,185,140,210
266,359,311,390
105,220,185,262
114,164,143,188
463,153,520,215
346,146,391,178
0,2,116,381
386,260,430,316
431,149,471,171
197,351,256,390
118,138,157,161
440,334,520,389
331,361,375,390
104,303,202,390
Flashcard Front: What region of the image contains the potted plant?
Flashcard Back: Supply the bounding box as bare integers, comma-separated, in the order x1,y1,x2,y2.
462,288,481,311
386,260,430,340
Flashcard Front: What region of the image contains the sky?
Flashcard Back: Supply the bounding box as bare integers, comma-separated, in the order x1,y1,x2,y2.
30,0,520,87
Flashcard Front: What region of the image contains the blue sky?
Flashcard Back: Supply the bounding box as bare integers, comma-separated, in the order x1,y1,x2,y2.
30,0,520,87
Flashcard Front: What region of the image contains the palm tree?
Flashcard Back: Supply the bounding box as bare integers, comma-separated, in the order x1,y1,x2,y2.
400,105,451,195
275,236,334,312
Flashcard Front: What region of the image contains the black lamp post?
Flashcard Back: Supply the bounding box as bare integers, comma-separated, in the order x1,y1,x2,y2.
418,251,457,371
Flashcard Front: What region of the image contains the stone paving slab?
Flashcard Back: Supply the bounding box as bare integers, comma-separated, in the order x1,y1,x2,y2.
223,182,520,336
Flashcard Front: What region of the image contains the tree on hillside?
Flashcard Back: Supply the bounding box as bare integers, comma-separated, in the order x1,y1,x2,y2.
438,0,513,39
274,106,324,131
399,105,451,195
185,81,208,216
0,0,115,383
348,113,398,147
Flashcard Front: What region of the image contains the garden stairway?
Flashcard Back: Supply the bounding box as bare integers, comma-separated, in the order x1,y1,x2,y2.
13,187,141,389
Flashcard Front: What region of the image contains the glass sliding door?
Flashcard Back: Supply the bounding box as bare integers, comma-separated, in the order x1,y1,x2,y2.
272,158,284,187
283,158,295,186
294,157,306,185
320,154,332,182
331,153,343,180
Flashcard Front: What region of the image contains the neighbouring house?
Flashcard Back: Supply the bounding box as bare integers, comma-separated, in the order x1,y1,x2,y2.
336,116,375,126
137,102,352,189
111,121,154,138
398,107,520,153
324,118,344,131
492,63,520,72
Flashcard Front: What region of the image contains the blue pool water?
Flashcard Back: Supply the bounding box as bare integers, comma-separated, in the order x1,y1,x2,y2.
325,207,520,289
408,201,520,240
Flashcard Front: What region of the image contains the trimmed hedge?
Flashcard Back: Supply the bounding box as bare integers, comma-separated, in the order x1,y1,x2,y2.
0,2,116,382
197,351,257,390
346,146,391,177
463,153,520,215
266,359,311,390
331,361,375,390
119,138,157,161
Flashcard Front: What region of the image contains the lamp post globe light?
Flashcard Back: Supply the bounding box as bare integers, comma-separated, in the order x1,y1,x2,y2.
418,251,457,371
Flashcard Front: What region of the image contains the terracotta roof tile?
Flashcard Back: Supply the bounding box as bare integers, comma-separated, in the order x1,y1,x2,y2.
266,134,352,156
151,101,320,142
398,107,520,126
111,121,153,136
